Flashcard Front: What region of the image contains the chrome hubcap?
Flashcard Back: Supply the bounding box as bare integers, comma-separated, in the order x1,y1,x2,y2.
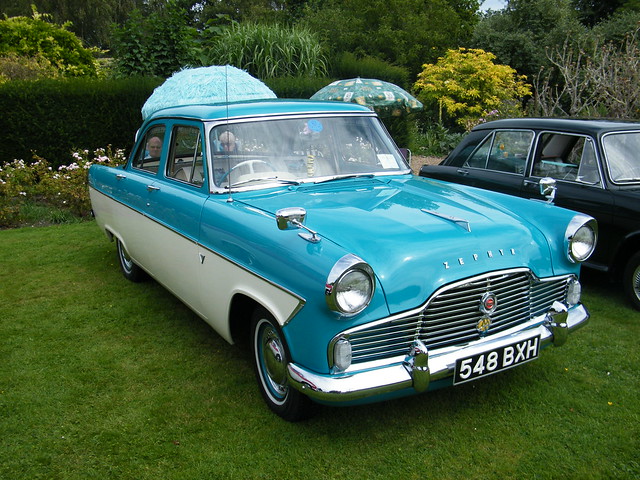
259,322,288,398
118,242,133,271
633,264,640,299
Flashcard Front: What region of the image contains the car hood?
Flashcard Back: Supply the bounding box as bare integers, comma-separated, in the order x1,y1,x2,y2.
236,176,552,311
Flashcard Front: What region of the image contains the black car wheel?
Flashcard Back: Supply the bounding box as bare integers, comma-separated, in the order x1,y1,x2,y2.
116,238,146,282
624,251,640,311
250,307,313,421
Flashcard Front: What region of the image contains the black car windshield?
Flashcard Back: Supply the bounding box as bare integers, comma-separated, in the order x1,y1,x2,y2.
602,132,640,183
209,115,408,188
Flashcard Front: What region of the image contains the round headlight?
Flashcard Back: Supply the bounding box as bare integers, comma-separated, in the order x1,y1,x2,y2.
326,254,375,315
566,215,598,263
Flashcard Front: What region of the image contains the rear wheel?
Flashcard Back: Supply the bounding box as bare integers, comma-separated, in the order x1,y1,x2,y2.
116,238,146,282
250,307,313,421
624,252,640,311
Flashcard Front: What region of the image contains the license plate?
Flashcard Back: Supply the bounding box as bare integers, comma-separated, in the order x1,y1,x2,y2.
454,335,540,385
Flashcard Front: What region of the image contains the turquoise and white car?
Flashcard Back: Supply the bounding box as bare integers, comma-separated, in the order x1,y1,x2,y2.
89,100,597,421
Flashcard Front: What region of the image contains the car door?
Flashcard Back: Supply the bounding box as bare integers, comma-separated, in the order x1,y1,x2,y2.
524,132,614,267
422,129,533,198
143,122,210,316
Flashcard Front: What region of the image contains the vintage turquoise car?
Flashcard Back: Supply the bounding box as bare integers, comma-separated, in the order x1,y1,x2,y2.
89,100,597,421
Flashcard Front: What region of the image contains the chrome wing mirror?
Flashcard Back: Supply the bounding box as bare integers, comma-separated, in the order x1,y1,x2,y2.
539,177,557,203
276,207,320,243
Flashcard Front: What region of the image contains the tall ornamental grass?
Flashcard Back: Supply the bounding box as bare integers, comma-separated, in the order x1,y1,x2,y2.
205,23,328,78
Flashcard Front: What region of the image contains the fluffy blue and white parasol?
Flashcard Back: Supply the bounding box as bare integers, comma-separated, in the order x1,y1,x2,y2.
141,65,277,119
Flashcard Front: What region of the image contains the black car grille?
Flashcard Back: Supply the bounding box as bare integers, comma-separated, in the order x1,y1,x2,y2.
344,270,569,365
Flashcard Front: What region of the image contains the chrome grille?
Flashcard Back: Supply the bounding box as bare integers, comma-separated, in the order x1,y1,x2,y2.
345,270,569,365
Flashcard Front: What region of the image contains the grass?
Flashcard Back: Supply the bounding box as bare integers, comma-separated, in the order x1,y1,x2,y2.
1,221,639,479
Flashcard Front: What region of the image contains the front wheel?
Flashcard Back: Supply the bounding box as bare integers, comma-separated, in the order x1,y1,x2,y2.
250,307,313,421
623,252,640,311
116,238,146,282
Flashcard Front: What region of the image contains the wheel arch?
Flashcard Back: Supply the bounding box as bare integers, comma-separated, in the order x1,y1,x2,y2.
612,231,640,279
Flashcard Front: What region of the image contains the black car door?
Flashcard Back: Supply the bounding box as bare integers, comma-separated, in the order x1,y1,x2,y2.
523,132,615,268
421,129,534,198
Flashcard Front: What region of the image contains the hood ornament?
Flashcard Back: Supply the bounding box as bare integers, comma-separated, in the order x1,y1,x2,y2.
421,209,471,232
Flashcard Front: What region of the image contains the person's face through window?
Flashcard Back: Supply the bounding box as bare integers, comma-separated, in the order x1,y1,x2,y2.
220,131,236,152
147,136,163,157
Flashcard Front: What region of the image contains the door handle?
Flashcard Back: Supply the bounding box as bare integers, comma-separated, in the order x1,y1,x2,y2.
115,174,126,180
147,185,160,192
456,169,469,176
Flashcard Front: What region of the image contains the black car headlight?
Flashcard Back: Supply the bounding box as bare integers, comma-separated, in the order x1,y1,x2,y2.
326,254,375,315
566,215,598,263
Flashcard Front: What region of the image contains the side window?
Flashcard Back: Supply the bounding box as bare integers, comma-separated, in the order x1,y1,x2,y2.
464,131,533,174
166,125,205,186
133,125,165,173
533,133,601,184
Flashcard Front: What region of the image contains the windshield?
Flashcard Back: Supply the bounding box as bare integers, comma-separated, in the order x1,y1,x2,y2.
602,132,640,183
208,115,408,188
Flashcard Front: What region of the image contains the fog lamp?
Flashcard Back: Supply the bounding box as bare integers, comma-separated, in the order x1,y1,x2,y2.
566,278,582,306
333,338,352,372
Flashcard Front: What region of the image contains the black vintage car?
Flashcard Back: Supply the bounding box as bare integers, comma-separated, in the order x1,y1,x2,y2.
420,118,640,310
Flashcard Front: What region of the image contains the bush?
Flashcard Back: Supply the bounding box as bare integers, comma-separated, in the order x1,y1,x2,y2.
0,147,126,227
331,52,410,88
111,3,196,78
0,53,59,83
0,77,161,167
414,48,531,130
264,76,334,98
0,12,98,77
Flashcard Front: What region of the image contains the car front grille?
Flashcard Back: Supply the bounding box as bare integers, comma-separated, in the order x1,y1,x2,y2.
343,269,570,365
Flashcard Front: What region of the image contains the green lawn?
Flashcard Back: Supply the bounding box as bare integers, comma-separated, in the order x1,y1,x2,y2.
1,222,638,479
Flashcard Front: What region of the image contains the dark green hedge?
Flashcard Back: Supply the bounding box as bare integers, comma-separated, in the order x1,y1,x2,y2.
0,77,162,167
0,75,411,168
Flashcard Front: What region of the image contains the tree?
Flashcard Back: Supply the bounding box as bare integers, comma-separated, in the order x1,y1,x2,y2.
111,2,197,78
414,48,531,130
0,9,98,77
0,0,145,48
471,0,585,80
533,27,640,118
302,0,480,77
572,0,625,26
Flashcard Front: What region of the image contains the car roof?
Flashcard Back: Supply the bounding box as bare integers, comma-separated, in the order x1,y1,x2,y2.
145,99,373,122
472,117,640,136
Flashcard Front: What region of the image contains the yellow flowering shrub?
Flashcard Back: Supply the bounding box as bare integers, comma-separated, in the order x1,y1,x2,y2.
414,48,532,130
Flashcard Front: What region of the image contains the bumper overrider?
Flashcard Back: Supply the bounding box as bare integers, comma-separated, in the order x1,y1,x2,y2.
287,301,588,402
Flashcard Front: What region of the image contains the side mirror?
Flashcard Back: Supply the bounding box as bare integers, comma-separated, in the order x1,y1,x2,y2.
276,207,307,230
276,207,320,243
539,177,557,203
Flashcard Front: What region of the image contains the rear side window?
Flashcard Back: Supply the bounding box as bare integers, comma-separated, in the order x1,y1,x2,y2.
133,125,166,173
463,130,533,174
166,125,205,186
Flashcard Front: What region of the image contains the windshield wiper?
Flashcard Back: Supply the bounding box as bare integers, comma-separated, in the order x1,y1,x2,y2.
230,176,300,188
313,173,375,184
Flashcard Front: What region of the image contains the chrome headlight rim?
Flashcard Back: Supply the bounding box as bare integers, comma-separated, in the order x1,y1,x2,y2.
566,215,598,263
325,254,375,316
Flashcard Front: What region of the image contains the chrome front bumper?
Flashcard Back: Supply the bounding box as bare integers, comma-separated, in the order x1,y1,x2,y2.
287,302,588,403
